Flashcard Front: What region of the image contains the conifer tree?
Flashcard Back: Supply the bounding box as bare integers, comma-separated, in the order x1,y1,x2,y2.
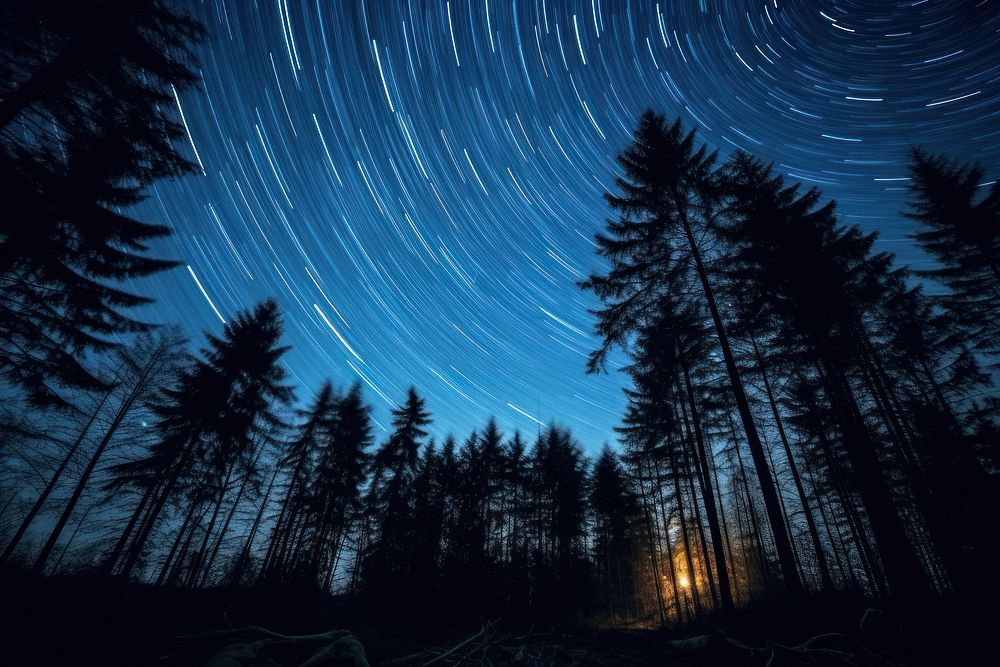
582,111,801,594
720,152,929,595
0,0,204,406
590,447,643,622
906,149,1000,359
362,387,431,596
104,300,292,580
309,382,372,591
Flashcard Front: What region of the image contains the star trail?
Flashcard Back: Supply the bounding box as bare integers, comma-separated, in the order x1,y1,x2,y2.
138,0,1000,447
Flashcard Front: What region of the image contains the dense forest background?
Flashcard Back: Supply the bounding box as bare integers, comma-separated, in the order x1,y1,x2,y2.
2,0,999,641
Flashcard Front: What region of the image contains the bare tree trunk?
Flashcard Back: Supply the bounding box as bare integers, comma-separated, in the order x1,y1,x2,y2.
751,338,833,591
636,459,667,626
1,389,110,564
673,190,802,595
680,359,733,609
230,466,278,588
33,352,161,572
186,463,237,588
678,401,718,607
98,480,157,576
815,351,929,596
156,500,200,586
119,436,198,580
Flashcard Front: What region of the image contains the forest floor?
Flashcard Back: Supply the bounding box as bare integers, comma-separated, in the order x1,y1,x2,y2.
0,568,994,665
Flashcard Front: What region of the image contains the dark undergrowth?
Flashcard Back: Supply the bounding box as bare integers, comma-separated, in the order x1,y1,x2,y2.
0,567,994,665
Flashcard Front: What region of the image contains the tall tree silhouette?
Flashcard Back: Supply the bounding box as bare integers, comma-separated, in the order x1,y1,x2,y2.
258,382,337,585
104,300,291,580
720,152,929,595
31,329,187,573
590,446,644,623
361,387,431,598
529,426,590,619
308,382,372,591
906,148,1000,361
582,111,801,595
0,0,204,407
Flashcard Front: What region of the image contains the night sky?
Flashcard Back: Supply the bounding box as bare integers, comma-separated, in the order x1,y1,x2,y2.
137,0,1000,446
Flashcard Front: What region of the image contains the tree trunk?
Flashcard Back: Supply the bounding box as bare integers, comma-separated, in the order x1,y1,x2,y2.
815,350,929,596
157,500,200,586
751,337,833,591
99,480,157,576
200,450,263,588
1,389,110,564
186,463,237,588
673,189,802,595
33,354,160,572
636,459,668,626
119,435,198,580
680,358,734,609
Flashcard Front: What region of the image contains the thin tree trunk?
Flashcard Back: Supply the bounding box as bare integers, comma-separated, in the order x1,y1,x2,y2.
230,466,278,588
730,417,769,590
652,456,683,621
751,338,833,591
119,436,198,579
636,460,667,626
667,441,703,616
50,504,95,574
156,500,200,586
99,480,157,576
186,464,236,588
200,452,262,588
710,451,741,602
680,358,733,609
673,191,801,594
33,353,160,572
815,350,929,596
678,399,718,607
0,389,110,563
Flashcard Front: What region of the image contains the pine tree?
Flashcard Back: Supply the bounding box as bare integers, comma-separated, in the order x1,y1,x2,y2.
590,447,643,622
309,382,372,591
104,300,292,580
906,148,1000,359
582,111,801,594
362,387,431,597
258,382,337,585
720,152,929,595
0,0,204,407
31,329,187,573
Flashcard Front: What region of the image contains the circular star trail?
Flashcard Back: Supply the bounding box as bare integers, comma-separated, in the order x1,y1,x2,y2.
139,0,1000,446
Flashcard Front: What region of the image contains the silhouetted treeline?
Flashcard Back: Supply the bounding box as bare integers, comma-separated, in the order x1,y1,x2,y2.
1,1,999,631
581,111,1000,623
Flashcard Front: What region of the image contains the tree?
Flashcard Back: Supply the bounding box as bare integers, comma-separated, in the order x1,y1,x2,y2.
590,447,643,622
720,152,929,595
31,329,186,573
308,382,372,591
529,426,590,618
582,111,801,595
906,149,1000,359
361,387,431,597
258,382,337,585
0,0,204,407
104,300,292,580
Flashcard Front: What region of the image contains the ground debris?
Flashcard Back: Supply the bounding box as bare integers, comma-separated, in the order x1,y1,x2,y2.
379,610,903,667
164,626,369,667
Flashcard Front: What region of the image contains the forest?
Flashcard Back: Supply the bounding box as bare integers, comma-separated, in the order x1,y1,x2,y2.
1,2,998,666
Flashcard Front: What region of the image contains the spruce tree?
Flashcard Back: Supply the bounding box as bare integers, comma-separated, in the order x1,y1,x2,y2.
582,111,802,594
906,149,1000,359
720,152,929,595
104,300,292,579
0,0,204,407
